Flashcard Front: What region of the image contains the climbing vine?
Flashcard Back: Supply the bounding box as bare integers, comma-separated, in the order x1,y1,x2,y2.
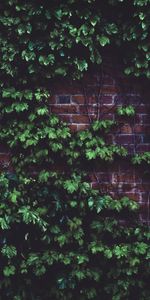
0,1,150,299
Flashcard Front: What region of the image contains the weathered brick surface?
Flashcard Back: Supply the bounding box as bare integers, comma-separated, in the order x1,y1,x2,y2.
1,59,150,222
48,60,150,222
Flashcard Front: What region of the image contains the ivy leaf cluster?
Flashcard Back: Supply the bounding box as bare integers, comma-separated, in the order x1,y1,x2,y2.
116,105,136,117
132,151,150,165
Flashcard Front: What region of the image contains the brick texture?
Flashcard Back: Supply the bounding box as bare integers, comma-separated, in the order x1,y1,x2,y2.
48,59,150,222
1,58,150,222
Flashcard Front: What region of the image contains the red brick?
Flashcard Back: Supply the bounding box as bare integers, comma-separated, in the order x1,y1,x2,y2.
102,86,119,94
100,114,114,121
72,115,90,124
102,95,113,104
79,105,96,114
134,125,145,133
97,105,115,114
115,134,134,144
120,124,133,134
72,95,85,104
50,105,77,114
113,173,136,183
59,115,72,123
68,124,78,132
72,90,116,106
77,124,89,131
134,125,150,134
85,95,96,104
49,95,56,104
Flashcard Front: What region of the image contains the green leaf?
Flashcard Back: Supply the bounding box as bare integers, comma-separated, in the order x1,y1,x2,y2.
3,265,16,277
55,67,67,76
37,107,49,115
64,180,79,193
99,36,110,46
1,245,17,258
75,59,88,71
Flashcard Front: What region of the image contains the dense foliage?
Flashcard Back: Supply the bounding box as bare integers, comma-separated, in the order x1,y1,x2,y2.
0,0,150,80
0,0,150,299
0,117,149,300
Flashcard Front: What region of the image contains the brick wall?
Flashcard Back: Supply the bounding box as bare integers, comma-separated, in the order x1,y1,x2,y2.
49,58,150,223
0,58,150,222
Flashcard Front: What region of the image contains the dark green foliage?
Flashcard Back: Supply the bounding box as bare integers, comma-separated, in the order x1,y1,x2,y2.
0,116,149,299
0,1,150,299
132,152,150,165
116,105,136,117
0,169,150,300
0,0,150,80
